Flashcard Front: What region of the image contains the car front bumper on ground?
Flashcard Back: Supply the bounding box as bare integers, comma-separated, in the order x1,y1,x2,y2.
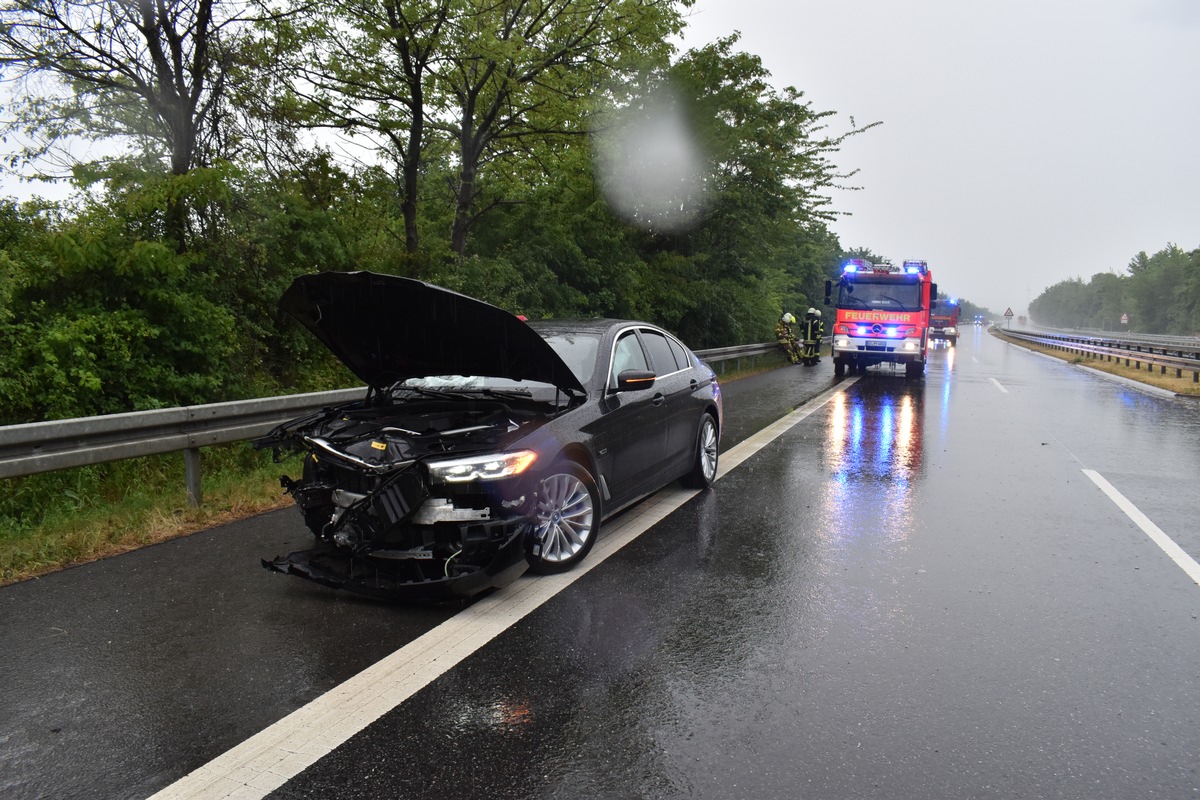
263,523,530,600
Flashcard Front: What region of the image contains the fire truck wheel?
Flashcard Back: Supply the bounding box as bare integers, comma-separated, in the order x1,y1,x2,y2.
834,359,845,377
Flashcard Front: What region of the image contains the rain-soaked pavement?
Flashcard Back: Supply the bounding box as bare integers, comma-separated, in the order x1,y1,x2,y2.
4,327,1200,799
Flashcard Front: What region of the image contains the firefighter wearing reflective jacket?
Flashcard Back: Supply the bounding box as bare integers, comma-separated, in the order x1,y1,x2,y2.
775,312,801,364
802,308,823,365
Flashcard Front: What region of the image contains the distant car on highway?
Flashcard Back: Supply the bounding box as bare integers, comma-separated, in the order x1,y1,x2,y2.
256,271,723,599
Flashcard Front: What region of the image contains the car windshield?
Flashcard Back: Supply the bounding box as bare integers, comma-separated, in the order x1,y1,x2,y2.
838,280,923,311
399,329,600,393
540,332,600,385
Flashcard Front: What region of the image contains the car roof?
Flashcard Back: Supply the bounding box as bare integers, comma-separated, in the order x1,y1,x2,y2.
527,318,678,338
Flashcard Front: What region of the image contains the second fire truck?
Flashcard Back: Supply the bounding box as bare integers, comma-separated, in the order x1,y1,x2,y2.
824,258,938,378
928,299,960,345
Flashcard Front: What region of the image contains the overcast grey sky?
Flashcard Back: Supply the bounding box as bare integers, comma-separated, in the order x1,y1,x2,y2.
679,0,1200,313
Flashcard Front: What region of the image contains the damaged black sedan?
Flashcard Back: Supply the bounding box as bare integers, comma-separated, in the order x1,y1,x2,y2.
256,271,723,600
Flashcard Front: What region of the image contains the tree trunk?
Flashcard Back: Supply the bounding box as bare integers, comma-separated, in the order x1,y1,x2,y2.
450,135,480,256
402,108,423,254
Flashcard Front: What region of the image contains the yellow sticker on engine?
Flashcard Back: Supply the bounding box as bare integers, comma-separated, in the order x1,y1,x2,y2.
371,441,387,450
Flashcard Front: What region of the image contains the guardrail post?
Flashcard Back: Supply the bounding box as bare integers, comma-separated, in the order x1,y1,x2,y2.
184,448,202,507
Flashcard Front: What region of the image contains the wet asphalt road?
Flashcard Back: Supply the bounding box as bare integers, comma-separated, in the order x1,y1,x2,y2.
4,327,1200,799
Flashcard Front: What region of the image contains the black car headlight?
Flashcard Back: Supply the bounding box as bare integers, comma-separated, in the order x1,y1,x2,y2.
427,451,538,484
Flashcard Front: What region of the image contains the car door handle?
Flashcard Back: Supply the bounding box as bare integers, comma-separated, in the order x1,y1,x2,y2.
652,393,665,406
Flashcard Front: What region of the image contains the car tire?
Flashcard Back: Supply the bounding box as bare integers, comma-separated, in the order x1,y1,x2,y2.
681,413,719,489
525,462,600,574
834,359,846,377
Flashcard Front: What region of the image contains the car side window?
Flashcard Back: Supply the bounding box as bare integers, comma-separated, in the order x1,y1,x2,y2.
641,330,682,375
610,332,649,386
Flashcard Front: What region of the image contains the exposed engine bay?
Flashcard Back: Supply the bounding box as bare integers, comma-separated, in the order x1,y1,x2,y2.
257,395,558,599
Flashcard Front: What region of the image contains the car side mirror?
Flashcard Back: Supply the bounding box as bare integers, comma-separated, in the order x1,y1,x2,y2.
824,279,832,305
614,369,656,392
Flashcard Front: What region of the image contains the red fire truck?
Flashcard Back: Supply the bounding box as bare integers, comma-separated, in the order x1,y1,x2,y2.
928,299,960,345
824,258,938,378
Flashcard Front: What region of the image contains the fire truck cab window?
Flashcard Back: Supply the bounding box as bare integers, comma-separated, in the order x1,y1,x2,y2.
838,281,923,310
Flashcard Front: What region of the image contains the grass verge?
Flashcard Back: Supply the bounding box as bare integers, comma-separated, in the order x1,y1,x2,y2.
992,330,1200,396
1,444,302,587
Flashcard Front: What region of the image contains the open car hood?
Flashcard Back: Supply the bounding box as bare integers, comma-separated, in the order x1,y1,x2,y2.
279,272,586,394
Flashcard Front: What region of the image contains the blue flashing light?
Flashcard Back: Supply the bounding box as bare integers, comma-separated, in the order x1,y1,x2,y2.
905,264,921,274
844,264,858,273
843,258,870,274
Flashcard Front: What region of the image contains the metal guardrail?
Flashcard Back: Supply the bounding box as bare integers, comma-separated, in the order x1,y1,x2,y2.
999,329,1200,386
694,342,779,373
0,344,785,504
1050,327,1200,351
0,388,365,504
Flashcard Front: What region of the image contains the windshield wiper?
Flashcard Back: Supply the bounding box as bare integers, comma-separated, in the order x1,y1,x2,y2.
394,386,457,399
477,388,533,399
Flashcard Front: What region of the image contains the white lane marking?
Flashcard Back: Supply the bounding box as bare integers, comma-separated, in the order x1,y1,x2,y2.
1083,469,1200,586
989,377,1009,393
149,379,858,800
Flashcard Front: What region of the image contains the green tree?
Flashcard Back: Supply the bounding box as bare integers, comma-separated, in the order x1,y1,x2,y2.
638,36,873,346
1089,271,1127,331
0,193,236,424
436,0,689,257
0,0,255,250
1126,244,1191,333
455,141,644,318
264,0,689,264
1182,248,1200,333
257,0,453,258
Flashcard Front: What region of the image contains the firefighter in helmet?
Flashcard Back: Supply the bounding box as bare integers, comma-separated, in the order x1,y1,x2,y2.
775,312,801,364
802,308,824,365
